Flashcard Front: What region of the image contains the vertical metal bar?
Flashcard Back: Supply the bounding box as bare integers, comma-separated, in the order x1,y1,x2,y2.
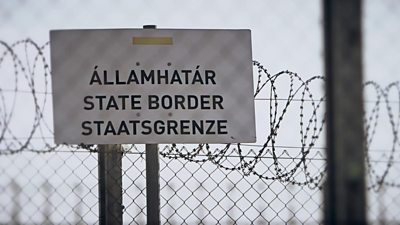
142,24,161,225
323,0,367,224
98,144,123,225
146,144,160,225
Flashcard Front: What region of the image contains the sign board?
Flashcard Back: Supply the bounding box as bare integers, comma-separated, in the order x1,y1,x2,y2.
50,29,256,144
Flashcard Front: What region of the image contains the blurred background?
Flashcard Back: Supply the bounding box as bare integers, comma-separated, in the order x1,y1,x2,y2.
0,0,399,224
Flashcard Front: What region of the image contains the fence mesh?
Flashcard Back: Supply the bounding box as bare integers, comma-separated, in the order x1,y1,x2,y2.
364,1,400,223
1,0,400,224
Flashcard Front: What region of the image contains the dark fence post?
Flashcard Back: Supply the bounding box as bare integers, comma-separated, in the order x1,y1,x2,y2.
146,143,160,225
324,0,367,224
98,144,123,225
142,24,161,225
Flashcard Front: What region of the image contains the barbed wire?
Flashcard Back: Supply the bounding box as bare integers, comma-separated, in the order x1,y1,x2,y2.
0,39,399,190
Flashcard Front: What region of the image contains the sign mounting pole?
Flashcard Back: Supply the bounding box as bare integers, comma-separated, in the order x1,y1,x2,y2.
143,25,161,225
98,144,123,225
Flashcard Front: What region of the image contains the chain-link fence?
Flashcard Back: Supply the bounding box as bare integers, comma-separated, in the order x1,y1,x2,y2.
1,0,400,224
364,0,400,223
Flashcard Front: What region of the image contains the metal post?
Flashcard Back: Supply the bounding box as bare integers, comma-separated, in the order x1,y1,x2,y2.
323,0,367,224
142,24,161,225
146,144,160,225
98,144,123,225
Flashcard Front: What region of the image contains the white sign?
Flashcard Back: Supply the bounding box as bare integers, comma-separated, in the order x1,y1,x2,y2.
50,29,256,144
